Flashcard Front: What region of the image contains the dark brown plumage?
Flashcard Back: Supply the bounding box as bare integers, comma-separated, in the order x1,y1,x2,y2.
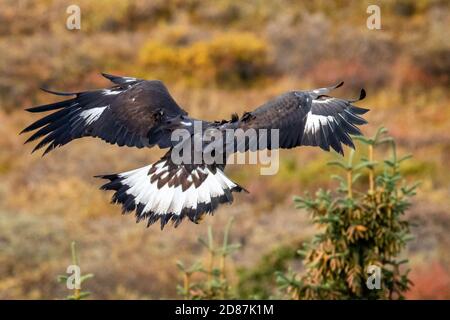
21,74,369,229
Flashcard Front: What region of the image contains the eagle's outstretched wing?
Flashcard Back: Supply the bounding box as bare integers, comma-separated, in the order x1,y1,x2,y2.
233,82,369,154
21,73,188,155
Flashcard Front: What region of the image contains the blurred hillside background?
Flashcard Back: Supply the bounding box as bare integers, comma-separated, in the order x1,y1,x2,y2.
0,0,449,299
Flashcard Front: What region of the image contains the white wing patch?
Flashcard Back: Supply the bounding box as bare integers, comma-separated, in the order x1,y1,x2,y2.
120,76,138,83
102,89,121,96
304,110,336,134
79,106,108,125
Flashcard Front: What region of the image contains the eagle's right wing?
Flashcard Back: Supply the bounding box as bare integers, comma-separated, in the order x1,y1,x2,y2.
21,73,188,155
233,82,369,155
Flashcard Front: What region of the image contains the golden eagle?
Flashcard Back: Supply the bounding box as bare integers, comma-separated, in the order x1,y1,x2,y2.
21,74,368,229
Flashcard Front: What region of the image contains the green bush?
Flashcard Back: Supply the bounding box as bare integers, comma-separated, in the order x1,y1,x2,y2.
277,127,417,299
176,218,241,299
57,241,94,300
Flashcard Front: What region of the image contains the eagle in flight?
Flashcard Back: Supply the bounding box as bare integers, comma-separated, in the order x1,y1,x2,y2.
21,73,369,229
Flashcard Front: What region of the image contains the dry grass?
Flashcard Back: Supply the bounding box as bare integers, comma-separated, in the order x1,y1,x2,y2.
0,0,449,299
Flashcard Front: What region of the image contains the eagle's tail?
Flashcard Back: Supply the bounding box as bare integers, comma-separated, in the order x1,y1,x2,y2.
95,156,246,230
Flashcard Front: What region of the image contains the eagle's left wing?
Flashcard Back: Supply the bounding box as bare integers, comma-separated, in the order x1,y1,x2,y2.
233,82,369,155
21,73,188,155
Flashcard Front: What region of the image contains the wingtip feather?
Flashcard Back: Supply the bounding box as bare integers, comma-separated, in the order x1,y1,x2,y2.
101,72,116,81
40,87,77,96
359,88,366,100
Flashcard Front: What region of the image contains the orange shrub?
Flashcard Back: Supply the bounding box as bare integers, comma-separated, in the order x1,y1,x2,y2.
139,32,271,87
406,261,450,300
